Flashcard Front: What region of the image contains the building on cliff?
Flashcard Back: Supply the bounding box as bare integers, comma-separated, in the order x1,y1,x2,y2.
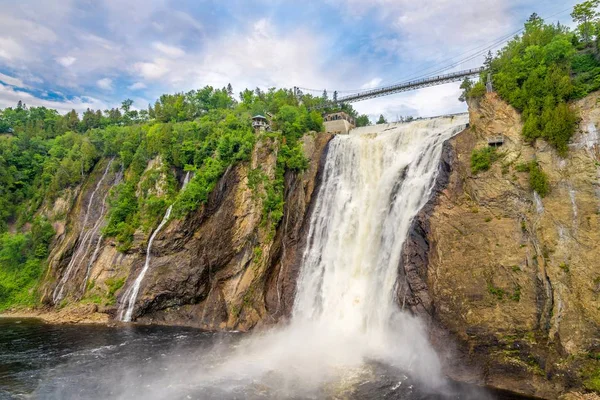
252,114,271,132
323,111,355,135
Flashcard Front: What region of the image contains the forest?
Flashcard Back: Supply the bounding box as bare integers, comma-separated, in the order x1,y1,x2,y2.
0,86,340,310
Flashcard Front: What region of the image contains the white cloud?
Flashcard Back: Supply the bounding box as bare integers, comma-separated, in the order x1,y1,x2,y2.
133,59,170,80
0,37,26,60
153,42,185,58
128,82,147,90
361,78,383,89
56,56,76,67
330,0,514,64
0,82,108,114
96,78,113,90
0,72,28,88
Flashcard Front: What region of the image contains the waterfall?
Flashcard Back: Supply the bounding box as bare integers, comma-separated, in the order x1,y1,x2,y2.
53,158,114,304
292,117,466,332
199,116,469,395
118,171,191,322
81,166,124,293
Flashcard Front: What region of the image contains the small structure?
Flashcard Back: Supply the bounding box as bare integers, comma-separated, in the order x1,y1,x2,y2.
323,111,355,135
488,135,505,147
486,72,494,93
252,115,271,132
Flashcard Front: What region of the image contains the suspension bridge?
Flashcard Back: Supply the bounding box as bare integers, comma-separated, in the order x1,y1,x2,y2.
298,67,485,110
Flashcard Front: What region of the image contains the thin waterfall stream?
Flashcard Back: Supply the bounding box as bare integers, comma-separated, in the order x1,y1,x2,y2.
53,158,115,304
118,171,191,322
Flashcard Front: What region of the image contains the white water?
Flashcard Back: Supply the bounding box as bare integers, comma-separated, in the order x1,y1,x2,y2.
118,172,191,322
53,158,114,304
179,116,470,395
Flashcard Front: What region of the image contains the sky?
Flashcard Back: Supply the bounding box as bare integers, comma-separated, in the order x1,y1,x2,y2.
0,0,579,122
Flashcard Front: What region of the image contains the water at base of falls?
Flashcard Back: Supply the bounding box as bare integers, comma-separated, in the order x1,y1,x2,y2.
2,319,506,400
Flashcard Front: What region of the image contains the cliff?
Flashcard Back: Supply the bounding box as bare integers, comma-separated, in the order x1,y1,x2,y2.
40,132,332,331
403,92,600,398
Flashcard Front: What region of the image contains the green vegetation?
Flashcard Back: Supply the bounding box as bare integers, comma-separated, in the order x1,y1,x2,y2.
584,367,600,391
0,83,333,309
471,147,499,174
487,282,507,300
514,160,550,197
528,161,550,197
0,218,54,310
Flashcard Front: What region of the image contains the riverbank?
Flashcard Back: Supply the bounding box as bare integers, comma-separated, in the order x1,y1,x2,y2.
0,304,109,325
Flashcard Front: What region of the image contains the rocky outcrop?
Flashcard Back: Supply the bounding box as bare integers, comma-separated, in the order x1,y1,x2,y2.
402,93,600,398
42,132,332,331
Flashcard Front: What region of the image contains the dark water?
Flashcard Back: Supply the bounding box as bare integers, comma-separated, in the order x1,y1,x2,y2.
0,318,531,400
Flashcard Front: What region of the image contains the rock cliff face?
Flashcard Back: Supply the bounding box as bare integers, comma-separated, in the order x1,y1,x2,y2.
42,133,332,331
402,93,600,398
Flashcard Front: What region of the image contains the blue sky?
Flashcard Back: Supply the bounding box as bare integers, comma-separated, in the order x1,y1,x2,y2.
0,0,579,121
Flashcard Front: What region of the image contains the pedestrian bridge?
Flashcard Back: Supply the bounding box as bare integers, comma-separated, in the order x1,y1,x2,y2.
301,67,484,110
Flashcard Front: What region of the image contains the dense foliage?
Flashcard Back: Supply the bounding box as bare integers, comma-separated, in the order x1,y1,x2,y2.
0,85,326,307
0,218,54,309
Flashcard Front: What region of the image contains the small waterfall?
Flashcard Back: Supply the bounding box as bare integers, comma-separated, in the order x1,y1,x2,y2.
118,171,191,322
53,158,114,304
81,167,124,293
534,191,544,214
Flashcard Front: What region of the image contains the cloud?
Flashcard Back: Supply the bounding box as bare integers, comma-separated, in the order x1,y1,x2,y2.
0,82,107,114
133,59,170,80
128,82,147,90
0,37,26,61
56,56,77,67
96,78,113,90
0,0,572,117
361,78,383,89
0,72,28,88
153,42,185,58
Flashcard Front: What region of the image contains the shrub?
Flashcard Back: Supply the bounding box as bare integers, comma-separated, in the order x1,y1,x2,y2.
528,161,550,197
471,147,498,174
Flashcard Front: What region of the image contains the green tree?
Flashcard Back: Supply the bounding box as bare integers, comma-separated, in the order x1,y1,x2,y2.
355,114,371,127
376,114,388,124
571,0,600,44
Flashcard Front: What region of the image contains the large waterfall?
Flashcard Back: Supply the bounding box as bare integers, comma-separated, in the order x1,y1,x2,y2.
188,115,470,397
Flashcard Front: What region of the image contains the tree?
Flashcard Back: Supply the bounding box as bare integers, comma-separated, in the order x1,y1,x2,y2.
376,114,387,124
227,83,233,97
355,114,370,127
459,77,474,102
322,90,328,102
484,51,493,70
571,0,600,44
